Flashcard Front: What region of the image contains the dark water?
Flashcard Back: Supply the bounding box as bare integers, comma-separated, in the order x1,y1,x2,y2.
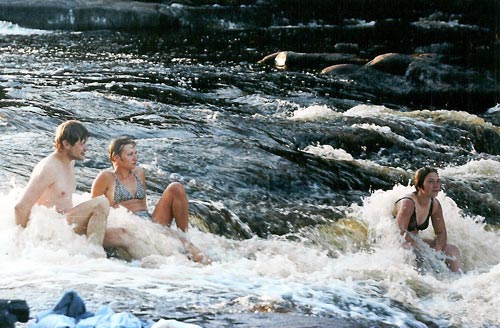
1,28,498,234
1,22,500,328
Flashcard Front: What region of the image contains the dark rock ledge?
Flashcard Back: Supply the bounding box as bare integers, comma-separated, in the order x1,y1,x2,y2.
0,0,182,31
258,51,500,113
1,0,499,113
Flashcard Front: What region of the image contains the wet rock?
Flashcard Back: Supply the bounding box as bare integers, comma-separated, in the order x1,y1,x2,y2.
2,0,498,112
321,63,361,75
189,200,254,239
199,312,374,328
257,51,366,69
334,43,360,54
365,53,415,75
0,0,182,31
266,50,500,113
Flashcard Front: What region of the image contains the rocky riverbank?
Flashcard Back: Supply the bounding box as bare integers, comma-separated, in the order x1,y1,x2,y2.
1,0,499,113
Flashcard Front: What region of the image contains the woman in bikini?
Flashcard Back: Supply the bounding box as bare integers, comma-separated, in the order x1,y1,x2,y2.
91,137,209,263
392,167,463,272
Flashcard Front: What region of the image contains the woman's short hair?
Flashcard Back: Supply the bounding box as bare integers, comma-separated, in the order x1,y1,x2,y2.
108,137,136,162
55,120,89,150
414,166,438,192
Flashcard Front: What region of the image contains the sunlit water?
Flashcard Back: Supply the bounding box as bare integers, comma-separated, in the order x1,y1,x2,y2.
0,21,499,328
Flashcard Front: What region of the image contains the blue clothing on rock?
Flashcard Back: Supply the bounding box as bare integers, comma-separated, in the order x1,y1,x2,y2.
34,290,92,325
33,290,152,328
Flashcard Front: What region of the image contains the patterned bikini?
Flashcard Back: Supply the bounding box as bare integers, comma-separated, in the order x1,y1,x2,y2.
114,172,150,219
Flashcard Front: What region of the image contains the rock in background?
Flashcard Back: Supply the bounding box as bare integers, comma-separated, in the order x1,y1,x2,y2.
0,0,499,112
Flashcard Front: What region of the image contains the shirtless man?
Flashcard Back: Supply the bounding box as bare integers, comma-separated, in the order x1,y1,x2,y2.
14,120,110,246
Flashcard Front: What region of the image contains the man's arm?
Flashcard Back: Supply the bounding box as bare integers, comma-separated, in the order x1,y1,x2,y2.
15,164,54,227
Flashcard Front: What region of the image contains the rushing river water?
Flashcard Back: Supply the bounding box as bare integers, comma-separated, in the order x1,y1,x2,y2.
0,21,499,328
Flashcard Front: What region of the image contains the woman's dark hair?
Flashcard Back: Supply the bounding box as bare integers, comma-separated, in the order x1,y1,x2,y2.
55,120,89,150
108,137,136,163
414,167,438,192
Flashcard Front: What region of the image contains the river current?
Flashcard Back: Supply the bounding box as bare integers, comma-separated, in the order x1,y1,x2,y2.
0,21,499,328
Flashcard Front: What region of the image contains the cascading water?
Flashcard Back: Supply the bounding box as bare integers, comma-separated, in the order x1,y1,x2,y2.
0,12,499,327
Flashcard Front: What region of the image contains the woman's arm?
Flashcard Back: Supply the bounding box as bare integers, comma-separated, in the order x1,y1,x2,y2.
394,198,415,246
135,166,147,189
135,166,147,199
91,171,114,206
430,199,447,252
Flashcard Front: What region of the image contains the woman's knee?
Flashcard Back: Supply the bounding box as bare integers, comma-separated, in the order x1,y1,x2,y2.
164,182,186,198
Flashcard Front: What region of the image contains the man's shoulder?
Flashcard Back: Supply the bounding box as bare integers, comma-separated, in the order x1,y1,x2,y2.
28,153,68,187
34,152,60,172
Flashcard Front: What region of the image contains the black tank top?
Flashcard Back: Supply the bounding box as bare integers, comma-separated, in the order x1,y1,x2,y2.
395,197,433,231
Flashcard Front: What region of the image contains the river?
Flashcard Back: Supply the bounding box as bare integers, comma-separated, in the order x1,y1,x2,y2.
0,19,499,328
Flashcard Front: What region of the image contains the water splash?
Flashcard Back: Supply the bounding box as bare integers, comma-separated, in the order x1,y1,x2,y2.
0,21,51,35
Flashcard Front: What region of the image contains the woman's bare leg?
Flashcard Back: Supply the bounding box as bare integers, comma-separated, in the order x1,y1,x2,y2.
424,238,463,273
167,229,211,264
152,182,189,232
443,244,463,272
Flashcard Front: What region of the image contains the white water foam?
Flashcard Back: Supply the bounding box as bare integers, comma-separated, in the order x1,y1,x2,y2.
440,159,500,179
0,21,51,35
358,184,500,327
302,144,354,161
290,104,339,120
1,183,499,327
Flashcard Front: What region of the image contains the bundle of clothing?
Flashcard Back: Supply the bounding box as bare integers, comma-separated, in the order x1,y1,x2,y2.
32,290,200,328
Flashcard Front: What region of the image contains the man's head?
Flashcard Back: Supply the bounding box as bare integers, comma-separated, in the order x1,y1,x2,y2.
54,120,89,151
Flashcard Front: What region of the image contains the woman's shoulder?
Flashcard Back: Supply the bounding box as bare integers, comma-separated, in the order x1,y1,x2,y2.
134,165,145,172
396,193,416,203
95,169,115,181
133,166,146,181
91,169,115,196
393,193,415,217
431,197,442,212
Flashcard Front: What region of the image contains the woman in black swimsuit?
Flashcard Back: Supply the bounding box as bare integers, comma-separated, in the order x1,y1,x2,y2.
392,167,463,272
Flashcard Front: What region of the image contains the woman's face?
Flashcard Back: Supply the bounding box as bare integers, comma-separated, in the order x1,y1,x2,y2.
115,143,137,169
420,172,441,197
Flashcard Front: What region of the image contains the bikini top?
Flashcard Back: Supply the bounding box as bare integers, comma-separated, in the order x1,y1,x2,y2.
394,196,433,231
113,171,146,204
